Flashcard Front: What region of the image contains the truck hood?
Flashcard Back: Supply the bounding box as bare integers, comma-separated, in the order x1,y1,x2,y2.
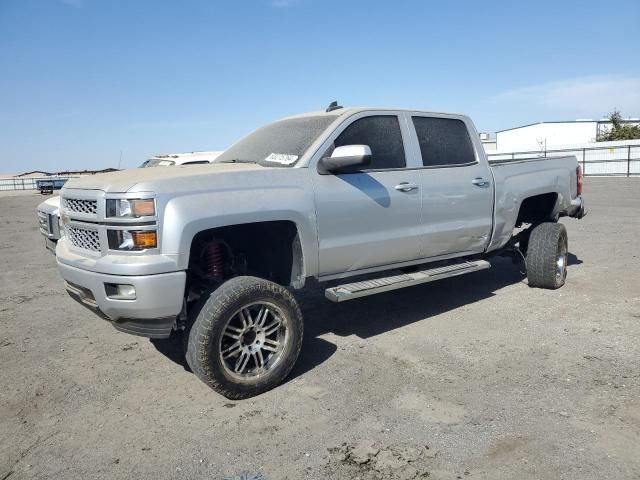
63,163,262,193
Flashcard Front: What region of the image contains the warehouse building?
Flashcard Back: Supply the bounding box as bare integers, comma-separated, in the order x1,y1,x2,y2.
479,133,497,151
496,118,640,152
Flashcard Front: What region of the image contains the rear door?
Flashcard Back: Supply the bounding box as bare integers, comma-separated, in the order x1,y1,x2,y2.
408,114,494,258
311,112,422,277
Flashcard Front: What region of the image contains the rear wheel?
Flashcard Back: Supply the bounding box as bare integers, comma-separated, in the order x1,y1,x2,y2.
185,276,303,399
525,222,568,289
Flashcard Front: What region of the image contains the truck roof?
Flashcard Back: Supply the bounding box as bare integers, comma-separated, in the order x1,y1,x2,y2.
283,107,466,121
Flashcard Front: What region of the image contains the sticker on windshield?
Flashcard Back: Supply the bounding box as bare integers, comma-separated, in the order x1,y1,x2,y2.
264,153,299,165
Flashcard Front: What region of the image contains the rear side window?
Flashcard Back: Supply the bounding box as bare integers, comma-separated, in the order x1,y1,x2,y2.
412,116,476,167
330,115,406,170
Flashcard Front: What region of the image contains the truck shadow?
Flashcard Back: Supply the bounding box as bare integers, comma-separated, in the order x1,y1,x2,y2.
151,254,582,383
567,252,582,265
150,332,190,371
287,254,581,381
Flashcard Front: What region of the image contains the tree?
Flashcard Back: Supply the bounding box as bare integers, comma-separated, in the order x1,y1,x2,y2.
597,110,640,141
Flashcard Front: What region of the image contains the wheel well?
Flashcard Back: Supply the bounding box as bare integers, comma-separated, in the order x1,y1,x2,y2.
188,221,304,289
516,193,558,227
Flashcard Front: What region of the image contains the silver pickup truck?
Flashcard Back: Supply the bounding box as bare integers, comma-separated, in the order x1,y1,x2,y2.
56,106,585,398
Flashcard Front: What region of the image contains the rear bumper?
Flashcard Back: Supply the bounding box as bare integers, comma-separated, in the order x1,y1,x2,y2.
57,261,186,339
568,195,586,219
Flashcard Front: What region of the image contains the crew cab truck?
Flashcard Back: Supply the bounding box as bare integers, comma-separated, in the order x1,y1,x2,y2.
56,106,585,399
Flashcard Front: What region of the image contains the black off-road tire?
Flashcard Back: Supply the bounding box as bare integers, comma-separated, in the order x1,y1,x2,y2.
525,222,568,289
185,276,303,399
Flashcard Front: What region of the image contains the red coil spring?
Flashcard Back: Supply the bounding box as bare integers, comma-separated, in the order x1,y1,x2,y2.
204,241,224,282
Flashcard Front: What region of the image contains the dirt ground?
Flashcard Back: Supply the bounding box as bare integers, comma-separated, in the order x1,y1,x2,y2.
1,178,639,479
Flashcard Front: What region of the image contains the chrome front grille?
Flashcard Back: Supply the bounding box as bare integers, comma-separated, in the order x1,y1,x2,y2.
63,198,98,215
66,225,100,251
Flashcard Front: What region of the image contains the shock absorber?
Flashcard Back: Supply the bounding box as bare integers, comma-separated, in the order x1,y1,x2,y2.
203,241,224,282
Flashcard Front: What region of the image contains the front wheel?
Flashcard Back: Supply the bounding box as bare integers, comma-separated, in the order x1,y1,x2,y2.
525,222,568,289
185,276,303,399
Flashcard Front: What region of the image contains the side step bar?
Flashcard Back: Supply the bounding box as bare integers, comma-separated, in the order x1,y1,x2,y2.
325,260,491,302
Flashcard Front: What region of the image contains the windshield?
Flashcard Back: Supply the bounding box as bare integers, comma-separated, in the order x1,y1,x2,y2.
216,115,337,167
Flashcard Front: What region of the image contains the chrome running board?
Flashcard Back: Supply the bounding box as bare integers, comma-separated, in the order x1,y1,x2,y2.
325,260,491,302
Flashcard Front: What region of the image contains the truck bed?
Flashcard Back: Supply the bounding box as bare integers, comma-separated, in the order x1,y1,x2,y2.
487,155,580,251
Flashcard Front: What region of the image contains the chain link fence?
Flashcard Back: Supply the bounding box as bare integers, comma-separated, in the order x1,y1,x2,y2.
0,176,76,192
488,143,640,177
2,144,638,190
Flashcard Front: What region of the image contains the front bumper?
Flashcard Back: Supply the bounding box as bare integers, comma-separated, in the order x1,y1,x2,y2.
57,261,186,339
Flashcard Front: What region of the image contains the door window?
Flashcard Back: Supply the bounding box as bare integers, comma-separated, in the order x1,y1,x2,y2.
412,116,476,167
325,115,406,171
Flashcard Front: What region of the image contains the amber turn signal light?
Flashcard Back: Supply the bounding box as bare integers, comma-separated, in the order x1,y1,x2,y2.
131,231,157,248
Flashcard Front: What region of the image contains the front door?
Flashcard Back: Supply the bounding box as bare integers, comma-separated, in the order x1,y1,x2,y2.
311,114,422,277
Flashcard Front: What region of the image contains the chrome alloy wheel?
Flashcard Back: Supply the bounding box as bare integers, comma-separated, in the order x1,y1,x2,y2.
218,302,289,380
556,236,568,281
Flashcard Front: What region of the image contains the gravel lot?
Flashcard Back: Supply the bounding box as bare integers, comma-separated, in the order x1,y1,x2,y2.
1,178,639,479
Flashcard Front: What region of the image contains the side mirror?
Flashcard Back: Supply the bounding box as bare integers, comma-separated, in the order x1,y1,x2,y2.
318,145,372,174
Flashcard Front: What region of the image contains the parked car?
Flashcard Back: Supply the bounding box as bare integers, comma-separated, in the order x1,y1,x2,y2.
140,151,223,168
54,105,585,399
36,151,223,252
36,178,67,195
37,195,61,252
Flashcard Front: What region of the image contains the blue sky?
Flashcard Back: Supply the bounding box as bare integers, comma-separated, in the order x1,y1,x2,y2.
1,0,639,173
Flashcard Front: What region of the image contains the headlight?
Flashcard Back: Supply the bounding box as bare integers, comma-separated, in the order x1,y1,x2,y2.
107,230,157,250
106,199,155,218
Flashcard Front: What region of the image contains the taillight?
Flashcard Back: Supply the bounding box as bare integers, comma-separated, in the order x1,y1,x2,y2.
576,165,583,196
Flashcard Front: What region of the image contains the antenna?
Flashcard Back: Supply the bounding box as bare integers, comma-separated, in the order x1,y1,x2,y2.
326,100,343,112
118,150,123,169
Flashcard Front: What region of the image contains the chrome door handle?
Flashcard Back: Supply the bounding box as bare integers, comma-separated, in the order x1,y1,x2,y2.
394,182,419,192
472,177,490,187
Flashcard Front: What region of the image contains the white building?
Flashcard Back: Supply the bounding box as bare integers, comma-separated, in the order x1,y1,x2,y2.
496,118,640,152
479,132,497,151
